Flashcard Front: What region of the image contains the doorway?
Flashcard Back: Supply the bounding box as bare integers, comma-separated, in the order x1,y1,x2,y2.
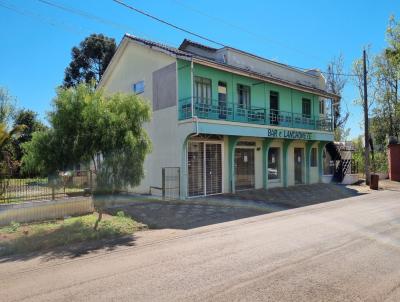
235,148,255,190
187,141,223,197
294,148,304,184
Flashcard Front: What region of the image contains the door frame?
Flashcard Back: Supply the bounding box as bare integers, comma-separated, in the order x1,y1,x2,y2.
186,140,224,197
294,147,305,185
234,145,256,191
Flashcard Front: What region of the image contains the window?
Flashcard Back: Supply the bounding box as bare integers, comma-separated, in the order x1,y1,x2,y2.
302,98,311,118
194,76,212,104
311,148,317,167
133,80,145,94
319,99,325,115
237,84,251,108
270,91,279,125
218,81,227,103
268,147,281,180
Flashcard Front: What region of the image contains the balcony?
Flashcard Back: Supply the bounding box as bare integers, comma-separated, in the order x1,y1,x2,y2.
179,98,333,132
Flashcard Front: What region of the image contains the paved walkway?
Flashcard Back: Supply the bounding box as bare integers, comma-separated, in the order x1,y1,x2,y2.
108,183,370,230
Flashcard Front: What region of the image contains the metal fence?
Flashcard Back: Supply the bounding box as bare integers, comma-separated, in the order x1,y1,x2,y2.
0,171,92,204
162,167,180,200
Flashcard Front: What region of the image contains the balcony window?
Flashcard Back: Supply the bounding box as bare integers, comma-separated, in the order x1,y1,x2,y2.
237,84,251,108
194,76,212,104
302,98,311,118
319,99,325,115
218,81,227,119
270,91,279,125
268,147,281,180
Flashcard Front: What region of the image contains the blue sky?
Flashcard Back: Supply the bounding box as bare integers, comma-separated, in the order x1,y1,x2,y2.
0,0,398,138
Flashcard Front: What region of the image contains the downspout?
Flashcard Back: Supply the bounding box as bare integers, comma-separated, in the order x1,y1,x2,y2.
190,60,199,136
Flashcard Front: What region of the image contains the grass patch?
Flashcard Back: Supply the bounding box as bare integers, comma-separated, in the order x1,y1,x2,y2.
0,212,146,257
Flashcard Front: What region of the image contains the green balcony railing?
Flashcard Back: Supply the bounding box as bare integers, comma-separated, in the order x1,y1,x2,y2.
179,97,333,132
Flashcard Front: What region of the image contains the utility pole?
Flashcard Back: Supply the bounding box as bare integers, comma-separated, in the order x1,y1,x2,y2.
363,49,370,185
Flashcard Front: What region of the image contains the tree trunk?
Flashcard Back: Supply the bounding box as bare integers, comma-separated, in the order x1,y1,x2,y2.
93,210,103,231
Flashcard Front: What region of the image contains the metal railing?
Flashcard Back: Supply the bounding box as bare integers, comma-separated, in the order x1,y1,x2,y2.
0,171,92,204
179,97,333,132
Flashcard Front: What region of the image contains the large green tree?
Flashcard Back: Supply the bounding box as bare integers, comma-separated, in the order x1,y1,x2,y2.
63,34,116,88
21,83,152,190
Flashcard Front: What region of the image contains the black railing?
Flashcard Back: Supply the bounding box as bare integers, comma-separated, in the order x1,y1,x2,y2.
0,171,92,204
179,97,333,132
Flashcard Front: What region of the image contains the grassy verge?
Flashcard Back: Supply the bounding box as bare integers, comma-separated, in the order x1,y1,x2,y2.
0,212,146,256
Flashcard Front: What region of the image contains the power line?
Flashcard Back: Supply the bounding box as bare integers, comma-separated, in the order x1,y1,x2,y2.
170,0,322,62
111,0,226,48
112,0,358,77
0,0,83,35
35,0,179,51
1,0,359,78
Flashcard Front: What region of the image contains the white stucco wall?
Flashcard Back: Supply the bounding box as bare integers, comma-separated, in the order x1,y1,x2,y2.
99,39,182,194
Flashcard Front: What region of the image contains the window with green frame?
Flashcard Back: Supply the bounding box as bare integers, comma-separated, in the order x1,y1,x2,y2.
302,98,311,118
194,76,212,104
237,84,251,108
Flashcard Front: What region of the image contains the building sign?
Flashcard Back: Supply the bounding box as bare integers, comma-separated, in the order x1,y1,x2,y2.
267,129,313,140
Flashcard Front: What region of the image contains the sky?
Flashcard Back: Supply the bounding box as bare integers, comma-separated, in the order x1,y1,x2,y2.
0,0,398,139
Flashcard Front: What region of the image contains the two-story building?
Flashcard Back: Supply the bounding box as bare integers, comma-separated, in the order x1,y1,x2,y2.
99,34,339,199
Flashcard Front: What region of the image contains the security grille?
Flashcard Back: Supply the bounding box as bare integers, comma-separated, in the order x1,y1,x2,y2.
188,141,223,197
188,142,204,197
162,167,180,200
235,148,255,190
206,143,222,195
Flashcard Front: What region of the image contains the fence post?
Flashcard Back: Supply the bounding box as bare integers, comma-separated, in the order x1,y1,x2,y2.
89,170,93,192
162,168,165,199
51,178,55,200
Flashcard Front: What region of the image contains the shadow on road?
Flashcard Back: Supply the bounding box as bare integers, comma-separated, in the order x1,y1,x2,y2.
108,184,367,231
0,222,137,263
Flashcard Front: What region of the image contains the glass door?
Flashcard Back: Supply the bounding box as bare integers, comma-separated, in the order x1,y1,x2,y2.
294,148,304,184
235,148,255,190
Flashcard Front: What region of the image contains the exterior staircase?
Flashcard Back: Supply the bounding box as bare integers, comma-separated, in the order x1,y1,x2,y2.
325,142,355,183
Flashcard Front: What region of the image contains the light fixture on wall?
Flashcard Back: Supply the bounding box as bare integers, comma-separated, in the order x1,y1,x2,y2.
256,147,261,151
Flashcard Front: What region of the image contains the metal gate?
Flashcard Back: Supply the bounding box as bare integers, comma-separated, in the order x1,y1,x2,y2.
187,141,223,197
162,167,180,200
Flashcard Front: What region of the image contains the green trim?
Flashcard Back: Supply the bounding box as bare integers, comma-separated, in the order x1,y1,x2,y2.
228,136,240,193
180,135,192,199
262,139,274,189
317,141,327,182
282,140,292,187
305,141,315,184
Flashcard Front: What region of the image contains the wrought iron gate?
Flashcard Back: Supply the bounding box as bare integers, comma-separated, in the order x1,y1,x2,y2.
162,167,180,200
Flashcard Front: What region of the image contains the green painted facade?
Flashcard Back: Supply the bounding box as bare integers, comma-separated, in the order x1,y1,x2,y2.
177,59,322,121
177,59,333,198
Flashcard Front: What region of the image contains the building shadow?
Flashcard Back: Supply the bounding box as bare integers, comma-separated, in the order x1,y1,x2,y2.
0,220,137,263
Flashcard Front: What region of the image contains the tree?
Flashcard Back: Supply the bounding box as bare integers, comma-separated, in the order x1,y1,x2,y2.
325,54,350,141
21,83,152,228
0,87,16,125
0,123,25,174
11,109,46,164
63,34,116,88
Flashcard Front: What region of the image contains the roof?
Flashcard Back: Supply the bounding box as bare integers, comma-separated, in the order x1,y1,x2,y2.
122,34,340,100
179,38,218,52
